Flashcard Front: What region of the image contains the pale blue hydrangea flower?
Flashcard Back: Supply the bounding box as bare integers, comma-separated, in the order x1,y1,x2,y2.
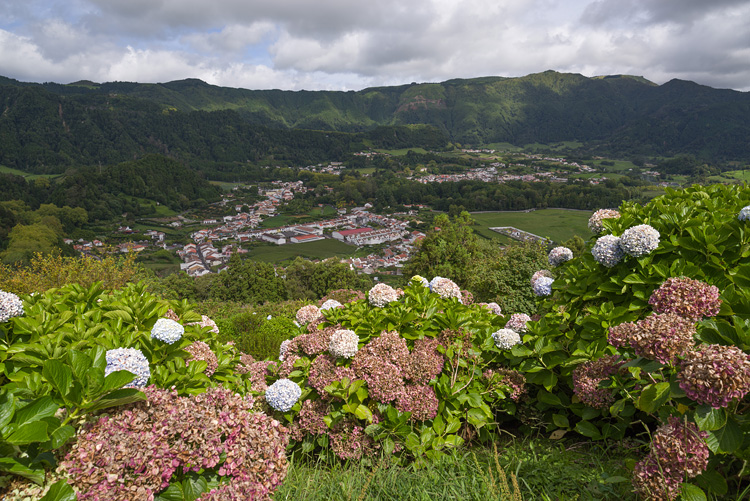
320,299,342,311
592,234,624,268
105,348,150,388
548,246,573,267
265,379,302,412
738,206,750,221
533,276,554,296
619,224,660,257
151,318,184,344
0,290,24,323
492,329,522,350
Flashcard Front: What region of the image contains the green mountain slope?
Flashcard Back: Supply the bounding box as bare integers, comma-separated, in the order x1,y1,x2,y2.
1,70,749,171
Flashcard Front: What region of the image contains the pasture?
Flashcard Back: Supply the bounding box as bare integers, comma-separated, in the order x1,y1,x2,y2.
248,238,356,263
470,209,592,244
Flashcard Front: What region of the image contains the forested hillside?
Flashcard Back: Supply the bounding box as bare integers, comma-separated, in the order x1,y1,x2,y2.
1,71,750,173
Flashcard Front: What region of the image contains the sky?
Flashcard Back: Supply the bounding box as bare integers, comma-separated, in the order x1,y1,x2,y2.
1,0,749,92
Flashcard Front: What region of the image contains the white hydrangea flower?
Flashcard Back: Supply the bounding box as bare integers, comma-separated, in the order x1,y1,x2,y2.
619,224,660,257
548,246,573,267
591,234,624,268
151,318,184,344
296,304,320,325
479,302,503,316
320,299,342,311
506,313,531,332
588,209,620,234
105,348,150,388
0,290,24,323
265,379,302,412
530,269,553,288
429,276,462,300
738,206,750,221
492,329,522,350
329,329,359,358
533,276,554,296
368,283,399,307
187,315,219,334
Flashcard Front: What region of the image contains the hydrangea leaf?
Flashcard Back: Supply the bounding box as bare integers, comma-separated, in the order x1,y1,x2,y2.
39,480,76,501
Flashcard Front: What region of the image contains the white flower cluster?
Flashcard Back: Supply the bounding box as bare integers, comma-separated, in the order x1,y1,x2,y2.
533,276,554,296
548,246,573,267
619,224,660,257
588,209,620,234
739,206,750,221
296,304,320,325
151,318,184,344
506,313,531,332
429,276,462,300
530,269,553,288
479,302,503,316
265,378,302,412
279,339,291,361
591,235,624,268
329,329,359,358
492,328,522,350
105,348,151,388
320,299,342,311
0,290,24,323
411,275,430,288
188,315,219,334
368,283,399,307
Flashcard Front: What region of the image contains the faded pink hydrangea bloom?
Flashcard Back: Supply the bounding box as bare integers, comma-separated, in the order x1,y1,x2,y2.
395,384,439,421
588,209,620,233
188,314,220,334
632,417,708,501
368,283,399,307
402,337,444,384
477,302,503,316
307,354,355,397
483,368,526,401
328,419,375,460
608,313,696,365
351,331,410,403
648,277,721,321
296,304,321,325
678,344,750,408
571,355,624,409
60,386,288,501
184,341,219,377
505,313,531,333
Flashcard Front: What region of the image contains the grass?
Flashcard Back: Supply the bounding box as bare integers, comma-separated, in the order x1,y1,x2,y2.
470,209,592,244
374,148,429,155
248,239,356,263
0,165,61,179
721,169,750,182
274,437,640,501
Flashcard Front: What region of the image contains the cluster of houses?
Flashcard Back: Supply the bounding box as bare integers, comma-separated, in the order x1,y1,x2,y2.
490,226,551,245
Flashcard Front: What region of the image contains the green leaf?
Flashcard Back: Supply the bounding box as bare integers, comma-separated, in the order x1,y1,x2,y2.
383,437,395,455
86,388,146,412
0,457,45,485
695,469,728,496
552,414,569,428
537,391,562,406
69,350,93,382
14,396,59,425
353,404,373,421
46,424,75,450
101,370,136,394
636,382,671,413
39,480,77,501
0,393,14,428
6,421,49,445
706,418,742,454
467,408,488,428
42,359,73,399
433,414,446,435
575,421,601,439
680,483,707,501
694,405,726,432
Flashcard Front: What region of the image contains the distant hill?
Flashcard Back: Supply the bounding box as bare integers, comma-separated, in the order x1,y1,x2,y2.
1,70,749,172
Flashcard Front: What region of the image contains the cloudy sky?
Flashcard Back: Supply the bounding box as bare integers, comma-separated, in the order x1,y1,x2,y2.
1,0,749,91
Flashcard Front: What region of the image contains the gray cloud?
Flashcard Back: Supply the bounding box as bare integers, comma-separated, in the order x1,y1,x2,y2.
0,0,747,91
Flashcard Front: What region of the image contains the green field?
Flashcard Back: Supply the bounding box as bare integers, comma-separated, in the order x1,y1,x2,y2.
374,147,429,155
248,239,356,263
471,209,592,244
260,206,338,229
0,165,61,179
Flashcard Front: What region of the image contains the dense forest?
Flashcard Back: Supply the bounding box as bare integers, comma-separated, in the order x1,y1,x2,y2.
2,71,750,175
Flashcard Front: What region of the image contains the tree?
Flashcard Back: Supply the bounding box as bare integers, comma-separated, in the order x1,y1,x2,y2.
283,257,372,300
403,211,480,286
209,257,287,304
1,223,61,265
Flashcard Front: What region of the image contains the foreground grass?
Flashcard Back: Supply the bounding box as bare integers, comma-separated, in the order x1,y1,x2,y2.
274,437,640,501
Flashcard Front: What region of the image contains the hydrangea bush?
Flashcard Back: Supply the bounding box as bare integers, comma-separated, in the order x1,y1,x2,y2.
252,277,527,465
507,183,750,499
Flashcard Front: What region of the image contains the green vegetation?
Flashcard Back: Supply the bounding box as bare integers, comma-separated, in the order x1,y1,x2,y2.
470,209,591,244
248,239,356,263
